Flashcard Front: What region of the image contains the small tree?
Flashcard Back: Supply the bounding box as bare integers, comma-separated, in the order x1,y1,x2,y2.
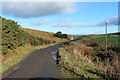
56,31,62,34
62,34,68,39
53,31,68,39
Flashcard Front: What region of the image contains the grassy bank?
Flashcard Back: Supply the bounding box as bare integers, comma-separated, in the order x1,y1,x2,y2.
1,43,56,73
58,47,105,78
58,37,120,79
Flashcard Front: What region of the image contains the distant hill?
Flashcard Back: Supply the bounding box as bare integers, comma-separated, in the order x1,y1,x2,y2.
21,28,68,43
107,32,120,35
74,32,120,37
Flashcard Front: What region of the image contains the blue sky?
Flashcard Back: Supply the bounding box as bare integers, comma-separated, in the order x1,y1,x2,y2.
2,2,118,35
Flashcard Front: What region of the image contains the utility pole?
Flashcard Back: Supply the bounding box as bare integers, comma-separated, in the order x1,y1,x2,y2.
105,22,108,51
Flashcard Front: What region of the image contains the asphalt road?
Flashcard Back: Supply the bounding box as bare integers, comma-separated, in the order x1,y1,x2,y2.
2,38,81,79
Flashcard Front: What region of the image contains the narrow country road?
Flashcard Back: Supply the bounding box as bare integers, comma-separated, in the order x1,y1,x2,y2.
2,38,81,80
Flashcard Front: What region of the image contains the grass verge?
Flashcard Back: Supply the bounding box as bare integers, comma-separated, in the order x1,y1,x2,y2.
58,37,120,79
58,48,105,78
1,43,56,73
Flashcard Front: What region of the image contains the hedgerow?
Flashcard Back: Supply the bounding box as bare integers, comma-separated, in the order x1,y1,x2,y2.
1,17,50,55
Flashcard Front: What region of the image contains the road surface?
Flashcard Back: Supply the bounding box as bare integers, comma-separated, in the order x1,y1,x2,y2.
2,38,81,79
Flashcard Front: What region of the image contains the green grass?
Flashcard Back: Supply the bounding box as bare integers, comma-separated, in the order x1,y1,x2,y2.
92,35,119,47
75,34,119,47
1,43,56,73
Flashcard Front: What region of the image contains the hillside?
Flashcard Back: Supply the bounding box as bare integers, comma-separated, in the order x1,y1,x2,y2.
1,17,68,73
20,28,67,43
2,17,53,55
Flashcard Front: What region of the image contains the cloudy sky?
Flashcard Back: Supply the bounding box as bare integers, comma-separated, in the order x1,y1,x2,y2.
1,1,119,35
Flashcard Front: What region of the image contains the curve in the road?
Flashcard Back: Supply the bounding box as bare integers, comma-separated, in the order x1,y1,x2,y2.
3,38,81,79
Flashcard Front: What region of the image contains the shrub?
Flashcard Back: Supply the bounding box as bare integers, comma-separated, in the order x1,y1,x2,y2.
53,41,56,43
53,31,68,39
88,43,98,47
2,18,28,54
44,40,50,44
30,40,39,46
2,17,51,54
62,34,68,39
2,45,8,55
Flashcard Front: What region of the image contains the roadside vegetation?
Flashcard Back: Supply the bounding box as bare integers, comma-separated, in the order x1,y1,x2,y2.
1,17,67,73
2,43,56,73
58,37,120,79
2,17,51,55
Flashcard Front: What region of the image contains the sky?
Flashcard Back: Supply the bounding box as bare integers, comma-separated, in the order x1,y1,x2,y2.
1,1,119,35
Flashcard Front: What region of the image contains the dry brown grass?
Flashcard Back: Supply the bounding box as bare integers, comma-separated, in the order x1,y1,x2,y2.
59,37,120,78
58,47,104,78
64,43,93,57
20,28,68,43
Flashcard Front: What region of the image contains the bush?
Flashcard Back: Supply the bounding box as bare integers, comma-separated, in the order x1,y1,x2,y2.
62,34,68,39
107,46,120,53
2,18,28,54
2,17,51,54
30,36,50,46
53,41,56,43
30,36,42,46
30,40,39,46
44,40,50,44
2,45,8,55
88,43,98,47
53,31,68,39
91,50,117,63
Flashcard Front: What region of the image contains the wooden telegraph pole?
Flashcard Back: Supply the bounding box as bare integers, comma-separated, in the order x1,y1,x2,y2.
105,22,108,51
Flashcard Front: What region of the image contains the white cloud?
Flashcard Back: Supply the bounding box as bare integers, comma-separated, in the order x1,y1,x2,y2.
2,2,75,18
53,16,119,27
106,16,119,25
53,23,99,27
2,0,119,2
31,18,51,26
